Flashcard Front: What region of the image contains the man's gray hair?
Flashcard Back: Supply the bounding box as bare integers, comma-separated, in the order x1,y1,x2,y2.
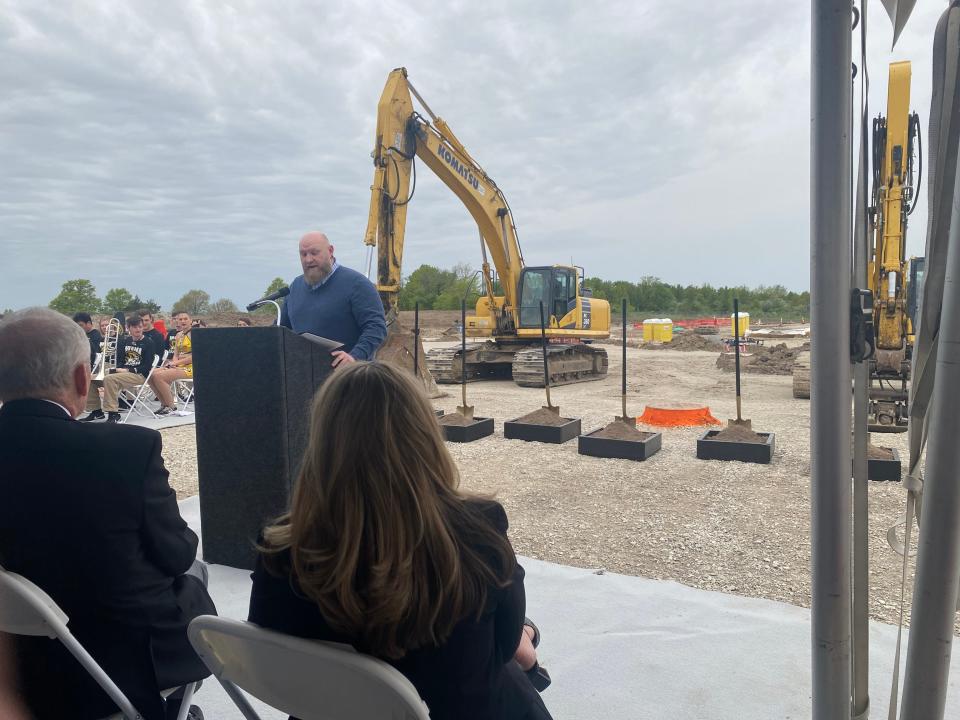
0,308,90,402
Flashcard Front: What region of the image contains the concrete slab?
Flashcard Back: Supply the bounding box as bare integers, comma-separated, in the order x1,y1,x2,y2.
178,496,960,719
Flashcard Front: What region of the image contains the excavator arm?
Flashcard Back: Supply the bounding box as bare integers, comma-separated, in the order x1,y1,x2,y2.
363,67,522,332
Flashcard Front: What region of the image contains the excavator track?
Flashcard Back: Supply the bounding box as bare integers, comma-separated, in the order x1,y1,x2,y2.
427,342,608,386
426,344,490,384
512,345,609,387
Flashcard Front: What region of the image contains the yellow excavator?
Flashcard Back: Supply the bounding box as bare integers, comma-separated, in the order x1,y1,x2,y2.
793,61,923,429
365,67,611,387
867,61,922,431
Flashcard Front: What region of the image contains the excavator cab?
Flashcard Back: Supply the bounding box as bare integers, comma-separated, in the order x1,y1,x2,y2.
517,266,579,328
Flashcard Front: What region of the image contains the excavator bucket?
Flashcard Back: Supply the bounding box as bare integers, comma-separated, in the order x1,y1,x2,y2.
375,326,443,399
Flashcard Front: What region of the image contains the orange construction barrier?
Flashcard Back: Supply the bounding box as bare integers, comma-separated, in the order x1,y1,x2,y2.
638,405,721,428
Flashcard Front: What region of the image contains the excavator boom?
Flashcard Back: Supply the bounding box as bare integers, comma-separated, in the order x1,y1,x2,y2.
365,68,610,387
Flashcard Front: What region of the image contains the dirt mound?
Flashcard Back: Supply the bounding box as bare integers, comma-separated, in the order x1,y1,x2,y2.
592,421,654,441
716,342,805,375
710,425,767,443
868,444,896,460
644,333,712,351
439,413,475,426
512,408,571,426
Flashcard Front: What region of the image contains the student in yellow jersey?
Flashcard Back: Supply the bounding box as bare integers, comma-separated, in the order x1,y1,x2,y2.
149,310,193,416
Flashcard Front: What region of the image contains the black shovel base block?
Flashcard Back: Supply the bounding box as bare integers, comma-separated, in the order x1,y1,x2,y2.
578,428,662,461
441,416,494,443
503,417,581,444
697,430,775,464
868,448,902,482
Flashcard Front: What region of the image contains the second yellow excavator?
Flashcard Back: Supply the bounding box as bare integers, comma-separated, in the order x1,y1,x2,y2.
365,68,611,387
867,61,923,431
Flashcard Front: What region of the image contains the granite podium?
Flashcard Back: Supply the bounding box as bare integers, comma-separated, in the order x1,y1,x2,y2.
191,326,335,569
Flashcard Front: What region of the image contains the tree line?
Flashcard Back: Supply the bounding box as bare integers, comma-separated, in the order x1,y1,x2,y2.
41,270,810,321
395,266,810,320
45,278,287,317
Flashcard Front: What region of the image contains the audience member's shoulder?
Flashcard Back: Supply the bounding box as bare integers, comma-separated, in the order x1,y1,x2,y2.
81,419,160,446
467,497,509,534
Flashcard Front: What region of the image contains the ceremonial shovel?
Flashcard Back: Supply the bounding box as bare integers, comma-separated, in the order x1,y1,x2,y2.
457,299,474,420
728,298,752,429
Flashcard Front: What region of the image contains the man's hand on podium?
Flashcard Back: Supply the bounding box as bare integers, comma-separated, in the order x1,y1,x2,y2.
331,350,356,368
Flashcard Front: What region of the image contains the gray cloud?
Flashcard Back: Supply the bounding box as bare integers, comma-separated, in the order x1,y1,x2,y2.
0,0,944,310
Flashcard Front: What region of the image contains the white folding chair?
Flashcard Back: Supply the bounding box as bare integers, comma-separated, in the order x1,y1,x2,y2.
187,615,430,720
174,378,194,409
0,566,195,720
121,351,167,424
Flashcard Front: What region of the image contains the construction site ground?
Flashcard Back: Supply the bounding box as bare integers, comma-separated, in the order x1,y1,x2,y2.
160,323,928,632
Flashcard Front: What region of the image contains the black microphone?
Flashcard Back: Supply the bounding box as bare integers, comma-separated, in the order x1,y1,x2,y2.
246,286,290,312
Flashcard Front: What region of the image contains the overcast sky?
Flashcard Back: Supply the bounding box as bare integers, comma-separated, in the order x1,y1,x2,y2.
0,1,947,311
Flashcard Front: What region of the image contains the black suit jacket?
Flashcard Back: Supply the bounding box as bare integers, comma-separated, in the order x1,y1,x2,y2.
248,501,552,720
0,399,216,720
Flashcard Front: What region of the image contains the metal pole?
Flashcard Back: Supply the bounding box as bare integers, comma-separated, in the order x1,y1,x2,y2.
851,4,870,713
734,298,742,421
900,159,960,720
414,301,420,378
811,1,853,718
539,300,553,409
622,299,628,420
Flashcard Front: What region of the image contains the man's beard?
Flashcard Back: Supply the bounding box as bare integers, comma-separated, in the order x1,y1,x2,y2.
305,261,333,284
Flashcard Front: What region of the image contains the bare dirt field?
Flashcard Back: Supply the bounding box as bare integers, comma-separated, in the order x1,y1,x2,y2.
160,334,925,631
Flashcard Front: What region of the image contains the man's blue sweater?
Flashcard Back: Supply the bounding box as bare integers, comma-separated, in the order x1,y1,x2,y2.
280,265,387,360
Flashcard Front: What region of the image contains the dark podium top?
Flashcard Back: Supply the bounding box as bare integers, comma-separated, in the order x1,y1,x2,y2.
191,326,335,569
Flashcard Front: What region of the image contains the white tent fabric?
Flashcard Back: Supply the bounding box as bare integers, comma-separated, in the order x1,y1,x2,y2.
902,2,960,525
880,0,918,48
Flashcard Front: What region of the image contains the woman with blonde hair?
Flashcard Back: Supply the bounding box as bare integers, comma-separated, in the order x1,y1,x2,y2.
249,361,553,720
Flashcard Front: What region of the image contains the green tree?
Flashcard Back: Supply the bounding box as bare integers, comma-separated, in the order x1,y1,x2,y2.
209,298,239,313
398,265,449,310
255,277,288,314
173,289,211,316
49,279,101,315
101,288,135,313
126,296,161,313
433,263,480,310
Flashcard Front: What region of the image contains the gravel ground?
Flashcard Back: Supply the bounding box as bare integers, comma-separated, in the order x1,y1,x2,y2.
160,343,931,630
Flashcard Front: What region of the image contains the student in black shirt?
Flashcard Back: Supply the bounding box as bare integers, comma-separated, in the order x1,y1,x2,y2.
137,310,167,360
79,316,157,424
72,312,103,369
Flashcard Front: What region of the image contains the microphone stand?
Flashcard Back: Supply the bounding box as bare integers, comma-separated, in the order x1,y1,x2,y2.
247,300,282,326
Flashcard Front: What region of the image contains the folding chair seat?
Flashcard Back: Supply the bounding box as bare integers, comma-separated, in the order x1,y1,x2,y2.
188,615,430,720
121,351,168,424
0,566,196,720
174,378,194,408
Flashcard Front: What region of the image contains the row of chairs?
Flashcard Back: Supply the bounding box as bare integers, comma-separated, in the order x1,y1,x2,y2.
0,566,431,720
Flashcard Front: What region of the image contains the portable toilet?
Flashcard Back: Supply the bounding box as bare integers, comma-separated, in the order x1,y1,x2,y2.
643,318,673,343
655,318,674,343
731,312,750,336
642,319,658,342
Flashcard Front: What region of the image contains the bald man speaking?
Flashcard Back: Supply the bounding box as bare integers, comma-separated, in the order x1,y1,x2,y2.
280,232,387,367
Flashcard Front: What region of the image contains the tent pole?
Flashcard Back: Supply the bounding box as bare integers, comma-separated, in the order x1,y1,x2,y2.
811,1,854,717
900,154,960,720
851,2,871,714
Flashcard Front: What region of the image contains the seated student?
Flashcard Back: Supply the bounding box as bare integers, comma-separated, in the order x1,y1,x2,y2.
249,362,553,720
80,314,158,423
149,311,193,416
72,312,103,369
137,310,167,356
0,308,214,720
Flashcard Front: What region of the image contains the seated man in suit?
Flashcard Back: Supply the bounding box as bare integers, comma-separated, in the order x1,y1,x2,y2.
0,308,216,720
